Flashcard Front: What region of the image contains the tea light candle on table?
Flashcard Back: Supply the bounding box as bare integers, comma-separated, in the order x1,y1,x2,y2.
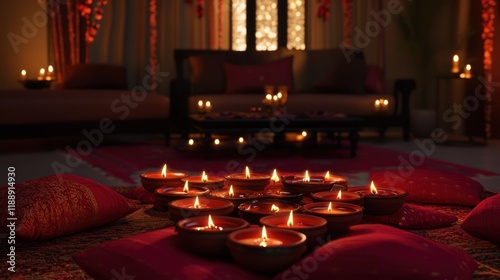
303,201,363,233
260,211,328,249
182,171,224,190
176,215,249,256
225,166,271,191
227,226,307,274
140,164,188,193
353,181,407,216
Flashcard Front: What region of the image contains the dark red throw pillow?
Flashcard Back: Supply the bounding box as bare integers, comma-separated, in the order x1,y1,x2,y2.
370,169,483,206
224,56,295,94
461,194,500,244
364,203,458,229
73,227,266,280
0,174,139,241
365,65,385,93
314,56,367,94
63,63,129,90
274,224,477,280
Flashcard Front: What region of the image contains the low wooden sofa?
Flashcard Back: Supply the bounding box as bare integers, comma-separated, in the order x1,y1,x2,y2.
171,48,415,140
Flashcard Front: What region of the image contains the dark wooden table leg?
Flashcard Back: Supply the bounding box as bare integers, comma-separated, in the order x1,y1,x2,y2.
348,131,359,158
203,132,212,160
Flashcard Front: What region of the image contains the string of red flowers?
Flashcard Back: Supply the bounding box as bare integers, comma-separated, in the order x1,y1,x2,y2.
186,0,205,18
317,0,330,21
480,0,496,140
78,0,108,43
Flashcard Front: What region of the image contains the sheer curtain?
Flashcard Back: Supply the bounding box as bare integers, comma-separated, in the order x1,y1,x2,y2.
90,0,228,96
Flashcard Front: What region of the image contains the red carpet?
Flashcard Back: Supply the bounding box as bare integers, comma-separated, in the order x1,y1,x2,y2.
66,140,497,185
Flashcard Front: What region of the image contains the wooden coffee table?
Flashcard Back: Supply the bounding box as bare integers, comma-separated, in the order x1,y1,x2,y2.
188,112,363,159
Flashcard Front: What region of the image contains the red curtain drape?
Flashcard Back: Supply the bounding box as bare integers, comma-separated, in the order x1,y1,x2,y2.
48,0,107,82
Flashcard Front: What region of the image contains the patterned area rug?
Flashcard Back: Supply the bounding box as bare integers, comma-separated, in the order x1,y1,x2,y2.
2,199,499,279
65,140,497,187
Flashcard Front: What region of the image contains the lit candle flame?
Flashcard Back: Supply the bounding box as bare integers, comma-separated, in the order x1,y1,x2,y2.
245,166,250,179
266,94,272,100
228,185,234,197
238,137,244,143
161,164,167,177
375,99,380,105
271,204,280,213
198,100,203,106
370,181,378,195
183,181,189,193
194,196,200,208
271,169,279,183
48,65,53,73
383,99,389,105
336,190,342,200
201,171,208,182
287,210,294,227
304,170,310,182
453,54,459,62
21,69,26,78
327,202,333,212
324,171,330,180
260,226,268,247
39,68,45,75
277,92,282,99
207,215,216,229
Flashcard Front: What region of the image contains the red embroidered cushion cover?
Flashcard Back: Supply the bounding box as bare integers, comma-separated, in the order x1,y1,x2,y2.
274,224,477,280
224,56,295,94
73,226,266,280
369,169,483,206
461,194,500,244
364,203,458,229
0,174,139,241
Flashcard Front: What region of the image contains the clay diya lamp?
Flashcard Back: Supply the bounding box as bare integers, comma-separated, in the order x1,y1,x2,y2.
176,215,249,257
168,196,234,222
140,164,188,193
227,226,307,274
181,171,225,190
225,166,271,191
263,188,303,204
155,180,210,210
260,211,327,249
209,185,263,211
281,170,348,197
353,181,408,216
302,201,363,233
311,190,364,206
238,199,301,224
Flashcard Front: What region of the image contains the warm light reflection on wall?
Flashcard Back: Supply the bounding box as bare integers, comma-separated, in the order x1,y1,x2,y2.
256,0,278,50
232,0,247,51
287,0,305,50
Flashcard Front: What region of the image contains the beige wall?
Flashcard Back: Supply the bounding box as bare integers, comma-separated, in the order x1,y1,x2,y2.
0,1,49,90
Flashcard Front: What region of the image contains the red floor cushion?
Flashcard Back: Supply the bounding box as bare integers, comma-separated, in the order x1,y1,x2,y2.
274,224,477,280
0,174,139,241
370,169,483,206
73,226,267,280
364,203,458,229
461,194,500,244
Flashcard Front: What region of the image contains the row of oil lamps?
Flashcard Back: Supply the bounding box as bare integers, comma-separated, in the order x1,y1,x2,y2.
140,164,408,274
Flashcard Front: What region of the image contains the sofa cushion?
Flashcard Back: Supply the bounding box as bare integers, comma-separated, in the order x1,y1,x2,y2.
365,65,385,94
63,64,129,90
314,54,368,93
461,194,500,244
274,224,477,280
0,174,139,241
188,53,246,94
224,56,295,94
